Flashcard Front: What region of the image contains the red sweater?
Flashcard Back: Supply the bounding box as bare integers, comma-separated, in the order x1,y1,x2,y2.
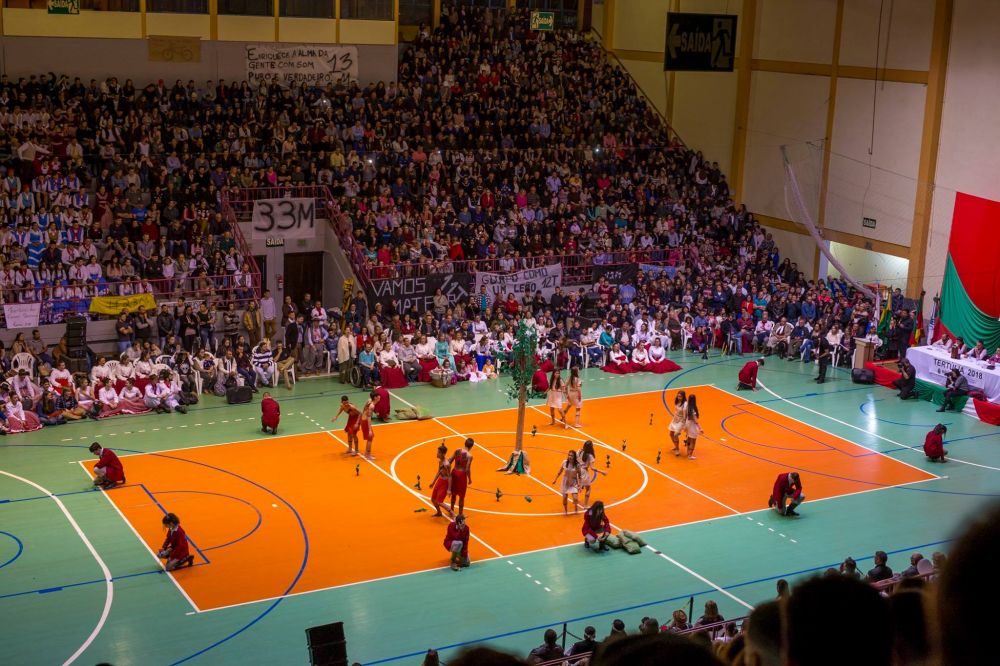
444,521,470,558
772,473,802,503
96,448,125,483
582,509,611,539
261,396,280,427
161,525,190,561
738,361,759,388
923,431,944,459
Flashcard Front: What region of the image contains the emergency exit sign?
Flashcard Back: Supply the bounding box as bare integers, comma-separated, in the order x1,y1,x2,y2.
531,11,555,31
862,217,877,228
664,12,737,72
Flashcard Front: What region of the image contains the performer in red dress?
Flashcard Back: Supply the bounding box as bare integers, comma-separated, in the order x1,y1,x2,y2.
737,358,764,391
158,512,194,571
923,423,948,462
260,392,280,435
582,500,611,551
90,442,125,489
372,384,390,421
768,471,804,516
331,395,362,455
429,443,452,517
449,437,475,516
358,391,380,460
443,514,470,570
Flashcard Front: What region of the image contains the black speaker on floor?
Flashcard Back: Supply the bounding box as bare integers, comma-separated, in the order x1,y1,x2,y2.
852,368,875,384
65,316,87,348
67,357,88,374
306,622,347,666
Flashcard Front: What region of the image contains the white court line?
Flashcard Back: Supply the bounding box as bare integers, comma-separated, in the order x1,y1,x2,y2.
0,468,115,665
75,462,201,614
755,380,1000,473
392,389,753,610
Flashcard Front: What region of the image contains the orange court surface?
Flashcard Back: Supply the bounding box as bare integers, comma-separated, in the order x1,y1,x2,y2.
84,386,936,613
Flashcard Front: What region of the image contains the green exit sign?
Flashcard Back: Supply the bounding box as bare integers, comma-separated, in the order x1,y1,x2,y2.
47,0,80,14
531,11,555,31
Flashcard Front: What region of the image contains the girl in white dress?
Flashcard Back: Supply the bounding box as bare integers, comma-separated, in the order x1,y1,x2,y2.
684,394,703,460
561,367,583,427
577,439,607,509
547,369,566,426
631,344,650,371
669,390,688,456
552,450,582,514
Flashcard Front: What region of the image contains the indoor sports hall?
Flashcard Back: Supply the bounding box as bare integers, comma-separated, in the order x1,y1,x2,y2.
1,1,999,666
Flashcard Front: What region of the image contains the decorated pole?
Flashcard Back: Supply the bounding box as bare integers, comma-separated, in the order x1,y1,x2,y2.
498,320,544,474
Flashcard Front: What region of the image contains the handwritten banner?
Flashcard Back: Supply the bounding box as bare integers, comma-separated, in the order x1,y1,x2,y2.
89,293,157,316
3,303,41,328
246,45,358,87
475,264,562,300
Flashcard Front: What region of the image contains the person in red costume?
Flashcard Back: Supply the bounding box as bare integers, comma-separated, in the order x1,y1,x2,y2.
372,384,390,421
923,423,948,462
90,442,125,489
158,512,194,571
260,392,280,435
444,513,470,570
737,357,765,391
429,443,452,517
449,437,475,516
768,471,804,516
582,500,611,551
331,395,362,455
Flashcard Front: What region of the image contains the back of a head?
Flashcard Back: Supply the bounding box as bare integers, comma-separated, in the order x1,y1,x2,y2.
785,575,892,666
889,591,929,665
449,647,526,666
937,502,1000,666
593,633,724,666
745,600,782,666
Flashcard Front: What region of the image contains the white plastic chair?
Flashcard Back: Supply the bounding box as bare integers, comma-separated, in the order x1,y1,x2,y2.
11,352,35,377
104,360,121,379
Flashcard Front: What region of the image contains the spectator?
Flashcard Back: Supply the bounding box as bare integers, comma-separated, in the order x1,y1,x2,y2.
866,550,893,583
593,632,724,666
566,626,598,662
744,600,781,666
527,629,564,665
602,619,628,645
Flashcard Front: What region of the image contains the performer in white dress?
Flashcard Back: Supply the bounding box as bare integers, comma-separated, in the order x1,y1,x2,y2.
547,369,566,426
577,439,607,509
669,390,688,456
552,450,582,515
684,394,703,460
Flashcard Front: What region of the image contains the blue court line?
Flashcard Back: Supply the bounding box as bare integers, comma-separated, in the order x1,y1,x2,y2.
859,400,952,428
151,490,263,552
750,386,874,404
137,485,212,566
0,487,111,505
0,530,24,570
362,537,952,665
0,566,208,602
0,441,310,666
718,413,832,452
942,431,1000,444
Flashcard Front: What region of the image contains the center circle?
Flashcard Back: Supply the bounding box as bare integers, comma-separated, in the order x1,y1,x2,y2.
390,431,649,517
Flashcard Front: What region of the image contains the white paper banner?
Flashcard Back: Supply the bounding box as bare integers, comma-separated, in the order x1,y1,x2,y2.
251,197,316,239
475,264,562,301
246,44,358,87
3,302,41,328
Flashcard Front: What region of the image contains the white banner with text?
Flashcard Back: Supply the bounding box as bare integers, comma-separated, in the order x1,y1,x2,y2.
251,197,316,240
246,45,358,87
475,264,562,301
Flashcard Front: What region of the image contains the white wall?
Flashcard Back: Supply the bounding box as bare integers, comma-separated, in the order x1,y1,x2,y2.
926,0,1000,297
614,0,670,52
839,0,934,70
764,225,818,278
827,242,909,288
744,70,830,222
754,0,837,64
824,78,924,246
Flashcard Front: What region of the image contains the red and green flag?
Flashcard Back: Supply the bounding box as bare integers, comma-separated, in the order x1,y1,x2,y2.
910,291,925,346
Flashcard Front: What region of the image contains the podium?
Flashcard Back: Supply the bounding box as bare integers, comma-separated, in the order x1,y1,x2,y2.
853,338,876,369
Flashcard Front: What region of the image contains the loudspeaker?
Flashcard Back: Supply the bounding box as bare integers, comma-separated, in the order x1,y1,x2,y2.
67,357,88,374
226,385,254,404
852,368,875,384
306,622,347,666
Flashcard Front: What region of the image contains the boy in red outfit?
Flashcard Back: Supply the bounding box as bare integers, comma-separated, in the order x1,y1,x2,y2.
768,471,804,516
260,392,280,435
444,514,470,570
737,358,764,391
923,423,948,462
158,512,194,571
90,442,125,489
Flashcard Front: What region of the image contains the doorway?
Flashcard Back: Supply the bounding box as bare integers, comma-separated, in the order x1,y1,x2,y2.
283,252,324,305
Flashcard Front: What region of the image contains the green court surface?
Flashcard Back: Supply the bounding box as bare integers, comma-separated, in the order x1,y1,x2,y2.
2,350,998,665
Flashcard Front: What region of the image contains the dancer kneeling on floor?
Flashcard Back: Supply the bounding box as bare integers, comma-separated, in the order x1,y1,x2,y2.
158,513,194,571
582,501,611,551
768,471,805,516
90,442,125,488
444,513,471,571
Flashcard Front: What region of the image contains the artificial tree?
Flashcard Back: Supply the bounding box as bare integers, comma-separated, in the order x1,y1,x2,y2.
498,320,546,474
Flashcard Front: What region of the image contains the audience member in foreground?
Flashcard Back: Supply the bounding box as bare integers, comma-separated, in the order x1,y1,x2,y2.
592,632,723,666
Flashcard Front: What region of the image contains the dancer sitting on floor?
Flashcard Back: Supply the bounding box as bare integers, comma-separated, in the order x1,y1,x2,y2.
90,442,125,489
582,500,611,551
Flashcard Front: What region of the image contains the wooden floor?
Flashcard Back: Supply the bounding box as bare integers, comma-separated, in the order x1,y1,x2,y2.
1,352,997,665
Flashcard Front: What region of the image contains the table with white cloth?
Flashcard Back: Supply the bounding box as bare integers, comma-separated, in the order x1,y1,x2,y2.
906,345,1000,402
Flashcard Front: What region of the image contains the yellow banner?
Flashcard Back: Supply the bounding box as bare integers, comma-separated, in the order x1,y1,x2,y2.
89,293,158,316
